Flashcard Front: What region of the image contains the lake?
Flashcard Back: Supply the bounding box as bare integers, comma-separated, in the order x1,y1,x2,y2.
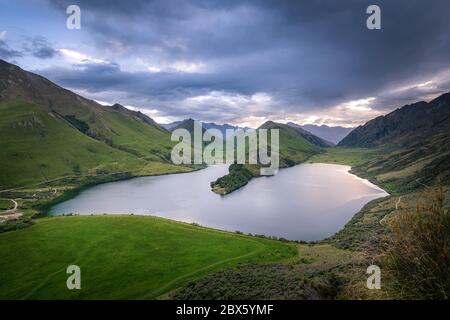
49,163,388,241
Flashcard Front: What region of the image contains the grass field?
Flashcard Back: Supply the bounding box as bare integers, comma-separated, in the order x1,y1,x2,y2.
308,147,379,166
0,215,297,299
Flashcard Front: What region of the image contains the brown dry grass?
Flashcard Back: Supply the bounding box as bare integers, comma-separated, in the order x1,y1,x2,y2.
384,182,450,299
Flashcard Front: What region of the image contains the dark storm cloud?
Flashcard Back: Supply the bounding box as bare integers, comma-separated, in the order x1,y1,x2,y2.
0,40,23,59
44,0,450,122
28,37,57,59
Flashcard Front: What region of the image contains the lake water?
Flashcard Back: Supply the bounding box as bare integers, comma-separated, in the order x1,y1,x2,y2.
49,163,388,241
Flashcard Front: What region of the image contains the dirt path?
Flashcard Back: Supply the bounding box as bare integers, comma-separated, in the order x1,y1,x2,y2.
0,199,22,223
0,212,23,222
380,195,403,226
1,198,18,213
395,196,403,210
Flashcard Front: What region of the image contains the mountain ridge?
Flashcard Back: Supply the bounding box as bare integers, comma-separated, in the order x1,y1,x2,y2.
0,59,174,162
338,92,450,148
287,122,353,145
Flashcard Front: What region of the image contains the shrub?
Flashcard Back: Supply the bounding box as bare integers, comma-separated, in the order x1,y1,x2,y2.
384,184,450,299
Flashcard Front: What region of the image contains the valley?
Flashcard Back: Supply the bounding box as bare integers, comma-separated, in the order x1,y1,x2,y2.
0,59,449,300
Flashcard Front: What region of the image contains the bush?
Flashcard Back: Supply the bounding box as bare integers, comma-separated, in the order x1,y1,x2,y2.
211,164,256,194
384,184,450,299
0,218,33,233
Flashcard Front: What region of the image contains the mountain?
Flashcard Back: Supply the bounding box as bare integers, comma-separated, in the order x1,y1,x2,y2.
163,119,248,138
338,92,450,192
168,118,206,134
261,121,333,149
161,120,183,131
287,123,353,145
0,60,174,161
0,59,179,188
338,93,450,148
203,121,249,137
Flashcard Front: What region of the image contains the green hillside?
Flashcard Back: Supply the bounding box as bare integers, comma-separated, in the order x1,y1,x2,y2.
0,98,147,189
0,215,296,299
99,105,174,161
0,59,189,191
0,59,176,162
259,121,325,165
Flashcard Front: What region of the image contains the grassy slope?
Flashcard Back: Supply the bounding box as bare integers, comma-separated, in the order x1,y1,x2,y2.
98,111,175,161
308,147,379,166
0,98,194,192
276,123,322,165
352,133,450,194
0,60,176,164
310,140,450,195
0,99,147,189
0,215,296,299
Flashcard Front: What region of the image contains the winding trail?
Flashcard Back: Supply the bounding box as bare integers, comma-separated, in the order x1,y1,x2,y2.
1,199,18,213
395,196,403,210
380,195,403,226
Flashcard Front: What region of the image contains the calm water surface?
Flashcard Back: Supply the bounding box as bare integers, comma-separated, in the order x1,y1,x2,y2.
49,163,388,240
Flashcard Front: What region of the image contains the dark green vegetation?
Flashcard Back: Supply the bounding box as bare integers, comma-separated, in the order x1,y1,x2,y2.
0,215,296,299
173,244,354,300
211,121,329,194
211,164,258,195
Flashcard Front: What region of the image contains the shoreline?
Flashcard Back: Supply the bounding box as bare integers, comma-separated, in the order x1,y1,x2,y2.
35,164,204,217
42,161,390,243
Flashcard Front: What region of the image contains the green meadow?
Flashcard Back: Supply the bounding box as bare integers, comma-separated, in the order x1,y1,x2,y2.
308,147,378,166
0,215,297,299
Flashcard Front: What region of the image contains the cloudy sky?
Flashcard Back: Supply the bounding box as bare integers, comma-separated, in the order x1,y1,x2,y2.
1,0,450,127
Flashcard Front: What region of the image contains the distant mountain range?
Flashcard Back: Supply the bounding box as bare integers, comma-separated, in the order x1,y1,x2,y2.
261,121,333,148
163,119,347,145
162,119,249,137
286,123,353,145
